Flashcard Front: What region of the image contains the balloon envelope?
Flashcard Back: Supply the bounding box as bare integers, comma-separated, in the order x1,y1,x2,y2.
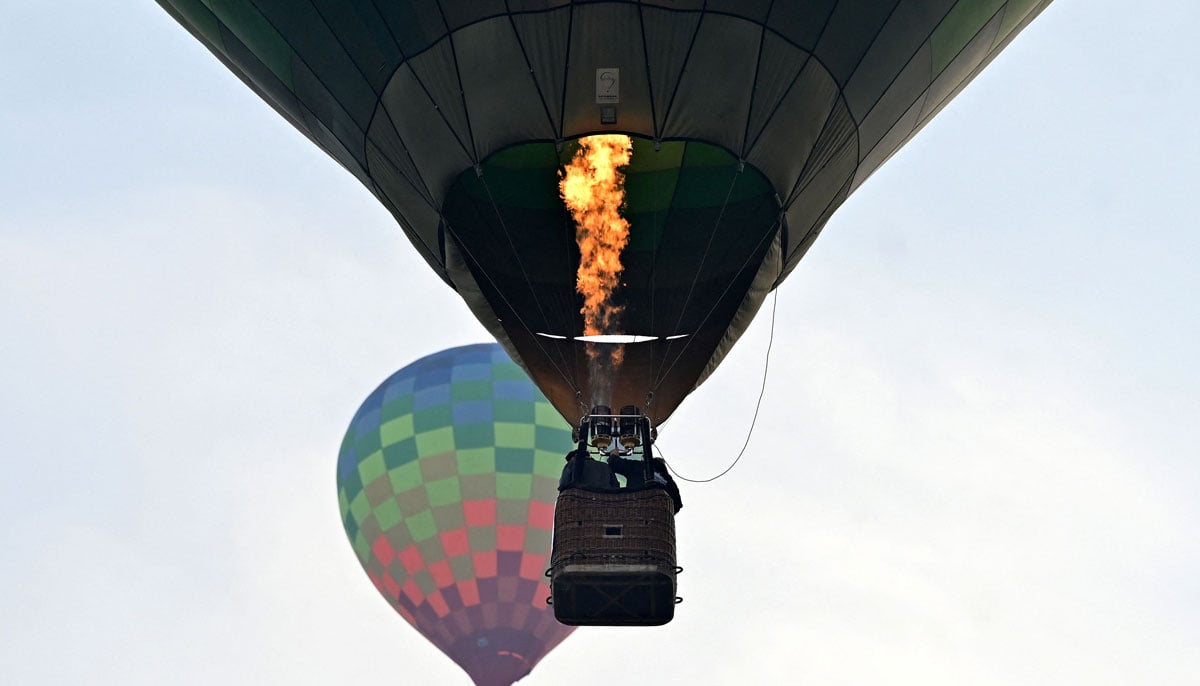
159,0,1052,423
337,344,575,686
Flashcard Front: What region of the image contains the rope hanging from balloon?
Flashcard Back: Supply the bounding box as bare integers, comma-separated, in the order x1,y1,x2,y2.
660,287,778,484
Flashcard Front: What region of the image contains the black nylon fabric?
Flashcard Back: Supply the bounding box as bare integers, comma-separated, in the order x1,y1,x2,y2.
158,0,1054,423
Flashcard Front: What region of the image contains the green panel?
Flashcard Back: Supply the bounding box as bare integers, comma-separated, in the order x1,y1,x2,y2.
487,141,561,170
349,491,371,526
456,448,496,475
383,438,419,469
625,167,682,215
534,425,570,451
415,426,455,456
495,448,534,475
380,394,414,422
682,139,736,167
932,0,1007,75
628,138,686,172
352,531,371,563
495,422,536,449
534,402,564,428
491,364,528,381
426,476,463,507
494,400,535,424
373,498,404,532
388,461,424,493
357,450,386,486
338,488,351,518
453,423,495,450
496,473,533,501
413,406,454,434
450,380,493,401
380,414,415,446
354,429,382,460
533,451,566,478
405,509,438,542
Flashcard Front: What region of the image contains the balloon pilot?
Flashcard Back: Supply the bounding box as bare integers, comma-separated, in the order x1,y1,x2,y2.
558,404,682,514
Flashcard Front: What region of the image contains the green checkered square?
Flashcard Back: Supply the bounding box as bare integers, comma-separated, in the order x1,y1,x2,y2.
426,476,462,508
494,402,535,424
413,406,453,433
349,491,371,526
405,509,437,542
352,531,371,563
388,462,423,493
453,422,494,450
373,498,404,532
357,450,386,486
495,447,533,474
450,380,492,401
415,426,455,457
456,448,496,475
495,422,535,449
380,414,415,446
379,394,414,422
382,438,418,469
496,473,532,500
532,450,565,478
534,401,563,427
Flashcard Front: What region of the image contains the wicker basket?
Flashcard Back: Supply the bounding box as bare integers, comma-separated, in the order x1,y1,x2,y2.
548,487,679,626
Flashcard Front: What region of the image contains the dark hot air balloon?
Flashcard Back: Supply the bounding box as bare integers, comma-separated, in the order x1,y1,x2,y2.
158,0,1053,426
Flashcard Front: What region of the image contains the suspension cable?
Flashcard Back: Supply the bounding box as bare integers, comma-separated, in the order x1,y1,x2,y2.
659,288,778,484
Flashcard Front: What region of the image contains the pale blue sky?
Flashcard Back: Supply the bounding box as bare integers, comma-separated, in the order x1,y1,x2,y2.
2,2,1197,684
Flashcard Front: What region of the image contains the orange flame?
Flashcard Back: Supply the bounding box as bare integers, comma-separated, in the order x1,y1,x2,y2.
559,134,633,401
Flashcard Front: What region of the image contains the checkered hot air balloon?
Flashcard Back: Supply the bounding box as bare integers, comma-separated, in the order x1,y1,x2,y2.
337,344,575,686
